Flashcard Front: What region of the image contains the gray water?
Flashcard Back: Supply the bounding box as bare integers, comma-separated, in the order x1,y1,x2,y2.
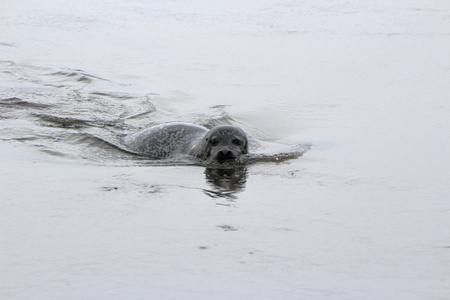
1,1,449,299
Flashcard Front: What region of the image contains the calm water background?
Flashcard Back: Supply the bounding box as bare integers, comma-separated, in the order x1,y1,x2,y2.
1,1,449,299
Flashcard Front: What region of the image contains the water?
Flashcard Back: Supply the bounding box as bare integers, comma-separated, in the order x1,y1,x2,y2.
1,1,449,299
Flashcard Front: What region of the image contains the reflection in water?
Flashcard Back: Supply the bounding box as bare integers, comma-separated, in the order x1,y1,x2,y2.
203,167,248,200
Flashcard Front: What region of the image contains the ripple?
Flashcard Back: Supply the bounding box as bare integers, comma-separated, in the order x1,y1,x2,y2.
1,63,310,169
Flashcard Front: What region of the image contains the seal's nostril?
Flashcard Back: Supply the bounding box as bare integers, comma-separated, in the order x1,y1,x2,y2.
218,150,234,158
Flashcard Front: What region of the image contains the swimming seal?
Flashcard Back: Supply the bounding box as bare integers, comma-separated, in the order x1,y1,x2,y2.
123,122,248,163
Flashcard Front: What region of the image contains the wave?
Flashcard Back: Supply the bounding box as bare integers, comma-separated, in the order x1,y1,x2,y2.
0,62,310,166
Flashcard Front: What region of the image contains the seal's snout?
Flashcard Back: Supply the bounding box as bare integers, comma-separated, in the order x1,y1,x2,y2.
217,149,236,160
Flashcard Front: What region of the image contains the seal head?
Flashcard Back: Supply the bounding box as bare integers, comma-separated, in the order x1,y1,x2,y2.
194,125,248,163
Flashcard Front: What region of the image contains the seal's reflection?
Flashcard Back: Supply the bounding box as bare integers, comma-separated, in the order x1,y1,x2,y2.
203,167,248,200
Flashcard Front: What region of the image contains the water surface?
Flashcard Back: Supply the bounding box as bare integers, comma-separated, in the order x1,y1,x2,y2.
1,1,449,299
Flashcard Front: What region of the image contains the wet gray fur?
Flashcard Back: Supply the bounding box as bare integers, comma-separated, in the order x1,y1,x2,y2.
123,122,248,161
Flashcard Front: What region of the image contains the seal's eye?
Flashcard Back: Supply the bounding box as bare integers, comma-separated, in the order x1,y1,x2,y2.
209,138,218,146
232,139,241,146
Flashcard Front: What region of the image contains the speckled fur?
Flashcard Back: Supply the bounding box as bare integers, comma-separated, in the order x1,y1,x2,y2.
123,122,248,162
123,122,208,158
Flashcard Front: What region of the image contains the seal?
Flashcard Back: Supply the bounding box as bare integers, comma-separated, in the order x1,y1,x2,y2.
123,122,248,163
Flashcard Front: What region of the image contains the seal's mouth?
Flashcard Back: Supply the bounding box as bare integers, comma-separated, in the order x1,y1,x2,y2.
215,157,236,163
204,154,248,168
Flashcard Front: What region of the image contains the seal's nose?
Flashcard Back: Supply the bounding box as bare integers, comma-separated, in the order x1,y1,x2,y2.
217,149,235,159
